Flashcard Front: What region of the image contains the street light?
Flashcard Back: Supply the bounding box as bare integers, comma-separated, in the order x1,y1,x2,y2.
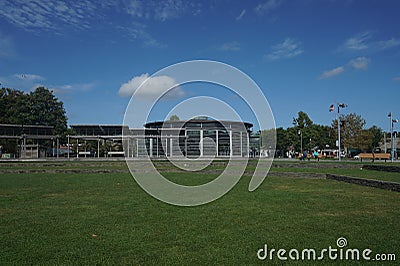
337,103,347,161
298,130,303,153
389,112,398,162
395,131,398,160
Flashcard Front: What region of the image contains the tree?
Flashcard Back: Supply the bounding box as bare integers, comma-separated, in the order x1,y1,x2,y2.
293,111,313,128
307,124,334,151
0,87,68,136
29,87,67,135
331,113,366,150
367,125,383,150
275,127,288,156
168,114,180,121
0,88,31,125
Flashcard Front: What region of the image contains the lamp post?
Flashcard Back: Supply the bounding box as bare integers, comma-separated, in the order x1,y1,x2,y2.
337,103,347,161
395,132,398,160
298,130,303,153
389,112,398,162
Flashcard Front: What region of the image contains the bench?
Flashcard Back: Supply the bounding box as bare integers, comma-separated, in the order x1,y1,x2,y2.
298,153,316,161
107,151,125,157
374,153,390,162
359,153,390,162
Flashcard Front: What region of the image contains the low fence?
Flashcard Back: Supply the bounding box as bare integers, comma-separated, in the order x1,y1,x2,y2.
326,174,400,192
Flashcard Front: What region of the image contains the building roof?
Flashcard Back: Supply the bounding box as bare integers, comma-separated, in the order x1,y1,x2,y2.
0,123,54,138
70,124,129,136
144,120,253,131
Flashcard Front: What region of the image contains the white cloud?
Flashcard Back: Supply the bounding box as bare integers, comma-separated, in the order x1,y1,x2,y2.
393,76,400,82
343,31,371,50
341,32,400,53
378,38,400,50
254,0,282,15
154,0,187,21
236,9,246,20
116,23,166,48
348,57,370,70
319,66,345,79
0,73,44,90
0,1,181,48
121,0,202,21
0,72,95,96
0,0,97,32
319,57,370,80
219,41,241,51
13,73,45,81
118,73,184,99
48,82,95,95
266,38,303,60
126,0,146,18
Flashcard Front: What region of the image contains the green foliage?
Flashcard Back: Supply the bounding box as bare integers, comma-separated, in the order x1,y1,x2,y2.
274,110,381,155
332,113,366,149
0,88,30,124
367,125,383,150
293,111,313,128
275,111,334,154
331,113,382,151
168,114,180,121
0,87,67,135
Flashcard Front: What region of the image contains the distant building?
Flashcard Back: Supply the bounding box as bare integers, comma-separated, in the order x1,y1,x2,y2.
0,124,55,158
0,118,255,159
135,118,253,157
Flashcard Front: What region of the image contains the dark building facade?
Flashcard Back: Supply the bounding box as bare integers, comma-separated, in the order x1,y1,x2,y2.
124,118,253,158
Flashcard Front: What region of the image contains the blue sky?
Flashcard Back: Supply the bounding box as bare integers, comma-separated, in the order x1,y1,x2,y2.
0,0,399,131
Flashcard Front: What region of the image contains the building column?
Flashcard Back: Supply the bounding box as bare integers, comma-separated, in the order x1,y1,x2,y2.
150,138,153,157
127,138,131,158
216,130,219,157
165,138,168,157
240,131,243,157
200,129,204,157
97,137,100,158
247,132,250,157
136,138,139,157
229,130,233,157
156,137,159,157
76,138,79,158
170,138,173,157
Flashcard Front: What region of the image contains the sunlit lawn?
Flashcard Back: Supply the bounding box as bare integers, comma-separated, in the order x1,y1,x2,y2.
0,161,399,265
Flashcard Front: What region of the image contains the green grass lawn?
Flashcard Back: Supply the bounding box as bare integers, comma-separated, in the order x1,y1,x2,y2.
1,161,399,265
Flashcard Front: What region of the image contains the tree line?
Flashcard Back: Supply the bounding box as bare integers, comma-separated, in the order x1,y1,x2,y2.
261,111,384,157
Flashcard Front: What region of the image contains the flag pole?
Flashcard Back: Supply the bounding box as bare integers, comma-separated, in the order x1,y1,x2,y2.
338,103,341,161
389,112,396,162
